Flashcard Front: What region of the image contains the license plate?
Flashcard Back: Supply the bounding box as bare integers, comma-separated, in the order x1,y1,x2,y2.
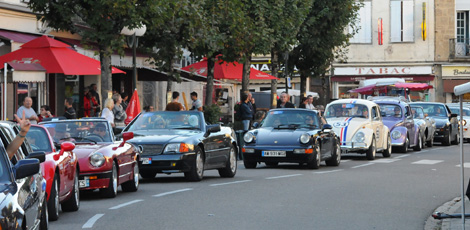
262,151,286,157
142,158,152,164
79,177,89,188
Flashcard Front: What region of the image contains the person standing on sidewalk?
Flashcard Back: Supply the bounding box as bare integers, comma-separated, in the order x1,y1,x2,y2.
112,93,127,127
166,91,184,111
190,92,203,111
240,93,253,131
64,97,77,119
277,92,295,108
306,95,315,110
17,97,39,124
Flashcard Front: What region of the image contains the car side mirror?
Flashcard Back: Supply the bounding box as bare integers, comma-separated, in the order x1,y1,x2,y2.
114,132,134,150
55,142,75,160
451,113,458,118
322,124,332,131
207,124,221,133
27,151,46,163
252,122,259,128
14,158,40,179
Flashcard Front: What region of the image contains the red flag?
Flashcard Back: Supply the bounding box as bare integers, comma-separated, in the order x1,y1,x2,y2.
125,89,141,125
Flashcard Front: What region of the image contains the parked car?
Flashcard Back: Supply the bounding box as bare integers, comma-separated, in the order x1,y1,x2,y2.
410,102,459,146
448,106,470,142
0,121,48,229
373,98,422,153
121,111,237,181
324,99,391,160
40,119,139,198
242,109,341,169
26,125,79,221
410,105,436,147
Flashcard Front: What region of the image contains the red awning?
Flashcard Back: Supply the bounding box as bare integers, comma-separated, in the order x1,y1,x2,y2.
0,29,40,43
394,83,433,90
0,35,125,75
349,82,432,94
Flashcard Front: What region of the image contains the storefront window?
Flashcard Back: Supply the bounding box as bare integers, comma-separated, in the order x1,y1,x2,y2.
338,86,359,99
452,93,470,102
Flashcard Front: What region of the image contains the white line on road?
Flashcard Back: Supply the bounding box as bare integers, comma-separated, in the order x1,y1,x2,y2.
314,169,344,174
394,154,410,159
82,214,105,229
210,180,252,186
109,199,143,210
412,160,443,165
341,160,351,163
266,174,303,179
351,163,375,169
153,188,193,197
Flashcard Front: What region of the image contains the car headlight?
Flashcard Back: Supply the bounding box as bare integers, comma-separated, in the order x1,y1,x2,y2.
300,133,310,144
163,143,194,153
90,152,105,167
355,132,365,142
244,132,255,143
391,130,401,140
460,120,467,126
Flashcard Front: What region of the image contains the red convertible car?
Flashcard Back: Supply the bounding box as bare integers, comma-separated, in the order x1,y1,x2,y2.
40,118,139,198
26,125,79,221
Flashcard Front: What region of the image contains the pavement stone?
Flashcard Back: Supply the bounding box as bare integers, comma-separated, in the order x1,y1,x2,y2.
426,197,470,230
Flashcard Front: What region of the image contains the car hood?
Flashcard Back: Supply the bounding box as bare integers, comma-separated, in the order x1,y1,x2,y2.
382,117,404,130
432,118,450,128
128,130,203,145
73,143,113,158
251,128,316,146
325,117,369,142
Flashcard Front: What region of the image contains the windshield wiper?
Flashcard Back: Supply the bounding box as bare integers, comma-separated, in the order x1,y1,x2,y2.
299,124,318,129
174,126,200,130
274,124,299,129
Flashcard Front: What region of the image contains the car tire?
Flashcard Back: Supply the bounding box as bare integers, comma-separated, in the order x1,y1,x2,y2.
426,134,434,147
184,147,204,181
265,162,279,167
452,132,460,145
413,133,422,151
442,131,451,146
61,168,80,212
243,160,257,169
122,163,140,192
366,136,376,160
398,135,409,153
140,171,157,179
218,145,237,178
39,196,49,230
100,162,118,198
307,145,321,169
325,140,341,166
382,135,392,158
48,175,60,221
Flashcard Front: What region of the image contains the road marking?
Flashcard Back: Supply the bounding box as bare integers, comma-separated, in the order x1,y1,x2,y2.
109,199,143,210
419,150,429,153
412,160,443,165
153,188,193,197
266,174,303,179
394,154,410,159
82,214,104,229
373,159,401,163
432,147,446,151
351,163,375,169
341,160,351,163
456,163,470,168
210,180,252,186
314,169,344,174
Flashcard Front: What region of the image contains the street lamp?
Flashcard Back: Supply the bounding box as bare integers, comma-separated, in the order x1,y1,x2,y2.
121,24,147,90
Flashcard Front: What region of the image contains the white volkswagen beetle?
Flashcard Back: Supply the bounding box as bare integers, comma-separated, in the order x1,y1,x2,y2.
324,99,391,160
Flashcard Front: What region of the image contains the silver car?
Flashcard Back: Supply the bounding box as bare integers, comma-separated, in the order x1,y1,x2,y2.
411,106,436,147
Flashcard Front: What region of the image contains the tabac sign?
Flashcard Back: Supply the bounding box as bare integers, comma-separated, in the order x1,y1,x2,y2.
334,66,432,75
442,66,470,77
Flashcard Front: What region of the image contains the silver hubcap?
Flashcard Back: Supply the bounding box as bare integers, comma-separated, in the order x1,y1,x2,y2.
54,181,59,216
134,164,139,188
112,164,118,194
196,153,203,176
336,144,341,162
388,137,391,152
230,148,236,173
74,173,79,205
316,146,321,166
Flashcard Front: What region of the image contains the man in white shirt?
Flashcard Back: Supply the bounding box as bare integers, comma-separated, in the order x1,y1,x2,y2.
306,95,315,110
17,97,39,124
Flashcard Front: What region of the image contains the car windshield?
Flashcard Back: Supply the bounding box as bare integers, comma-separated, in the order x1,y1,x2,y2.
261,110,320,129
325,103,369,118
411,107,425,119
26,126,53,153
449,107,470,116
378,104,402,118
42,121,113,143
127,111,202,132
412,104,448,117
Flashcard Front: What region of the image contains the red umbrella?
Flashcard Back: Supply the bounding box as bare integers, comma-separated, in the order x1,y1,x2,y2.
0,35,125,75
181,58,278,80
125,89,141,125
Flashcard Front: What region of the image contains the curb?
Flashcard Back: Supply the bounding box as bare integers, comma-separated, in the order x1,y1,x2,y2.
424,197,462,230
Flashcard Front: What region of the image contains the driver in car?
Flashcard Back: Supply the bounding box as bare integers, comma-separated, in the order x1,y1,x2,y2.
394,107,402,117
305,115,316,126
92,123,107,140
362,108,369,119
54,124,73,143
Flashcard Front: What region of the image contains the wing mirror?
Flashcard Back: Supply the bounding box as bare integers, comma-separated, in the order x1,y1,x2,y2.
451,113,458,118
322,124,333,131
252,122,259,128
27,151,46,163
113,132,134,150
55,142,75,161
205,124,221,137
14,159,40,179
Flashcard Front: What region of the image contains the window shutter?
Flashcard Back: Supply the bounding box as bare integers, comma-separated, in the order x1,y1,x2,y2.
350,1,372,43
390,1,402,42
402,1,414,42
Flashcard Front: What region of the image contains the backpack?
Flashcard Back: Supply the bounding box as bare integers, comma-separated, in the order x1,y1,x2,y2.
234,103,242,121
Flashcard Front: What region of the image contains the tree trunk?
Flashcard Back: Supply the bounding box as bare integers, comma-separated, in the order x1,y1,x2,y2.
100,45,112,104
300,73,307,99
270,50,279,109
321,74,328,106
205,55,215,106
242,56,251,94
166,56,174,106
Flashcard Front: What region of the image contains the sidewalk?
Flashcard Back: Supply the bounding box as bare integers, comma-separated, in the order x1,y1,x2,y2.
425,197,470,230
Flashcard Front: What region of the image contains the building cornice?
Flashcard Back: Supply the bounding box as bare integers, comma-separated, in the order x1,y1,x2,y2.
0,2,37,15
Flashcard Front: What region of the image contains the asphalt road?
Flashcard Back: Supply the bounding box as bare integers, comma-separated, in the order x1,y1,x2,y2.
50,143,468,230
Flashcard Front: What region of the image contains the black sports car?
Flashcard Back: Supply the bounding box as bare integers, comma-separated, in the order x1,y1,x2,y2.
242,109,341,169
122,111,237,181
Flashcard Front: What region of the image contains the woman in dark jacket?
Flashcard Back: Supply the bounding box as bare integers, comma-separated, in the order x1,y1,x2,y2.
240,93,253,131
299,97,308,109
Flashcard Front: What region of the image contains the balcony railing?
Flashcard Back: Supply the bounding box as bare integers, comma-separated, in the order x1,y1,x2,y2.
450,38,470,60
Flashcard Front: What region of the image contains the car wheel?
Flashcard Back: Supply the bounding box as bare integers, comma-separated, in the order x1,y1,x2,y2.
398,135,409,153
122,162,140,192
382,135,392,158
140,171,157,179
100,162,118,198
325,140,341,166
218,145,237,177
442,131,451,146
366,136,376,160
307,145,321,169
39,196,49,230
452,132,460,145
48,175,60,221
426,134,434,147
61,168,80,212
413,133,422,151
243,160,257,169
184,147,204,181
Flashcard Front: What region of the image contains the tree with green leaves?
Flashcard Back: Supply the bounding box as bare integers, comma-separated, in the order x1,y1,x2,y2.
27,0,159,102
290,0,359,105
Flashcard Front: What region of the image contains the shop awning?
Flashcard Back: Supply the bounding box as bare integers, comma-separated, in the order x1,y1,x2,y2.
0,62,46,82
0,29,40,43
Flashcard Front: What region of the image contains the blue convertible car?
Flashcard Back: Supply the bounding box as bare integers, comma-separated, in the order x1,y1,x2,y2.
242,109,341,169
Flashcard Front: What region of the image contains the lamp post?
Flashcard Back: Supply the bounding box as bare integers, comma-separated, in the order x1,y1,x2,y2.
121,25,147,89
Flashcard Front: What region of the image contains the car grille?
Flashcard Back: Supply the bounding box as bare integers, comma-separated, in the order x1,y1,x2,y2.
140,144,164,155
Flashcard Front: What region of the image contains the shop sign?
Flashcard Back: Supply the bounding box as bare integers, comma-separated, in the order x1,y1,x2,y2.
334,66,432,75
442,66,470,77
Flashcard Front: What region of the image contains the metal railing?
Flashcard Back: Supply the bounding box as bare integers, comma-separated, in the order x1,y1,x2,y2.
450,38,470,59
